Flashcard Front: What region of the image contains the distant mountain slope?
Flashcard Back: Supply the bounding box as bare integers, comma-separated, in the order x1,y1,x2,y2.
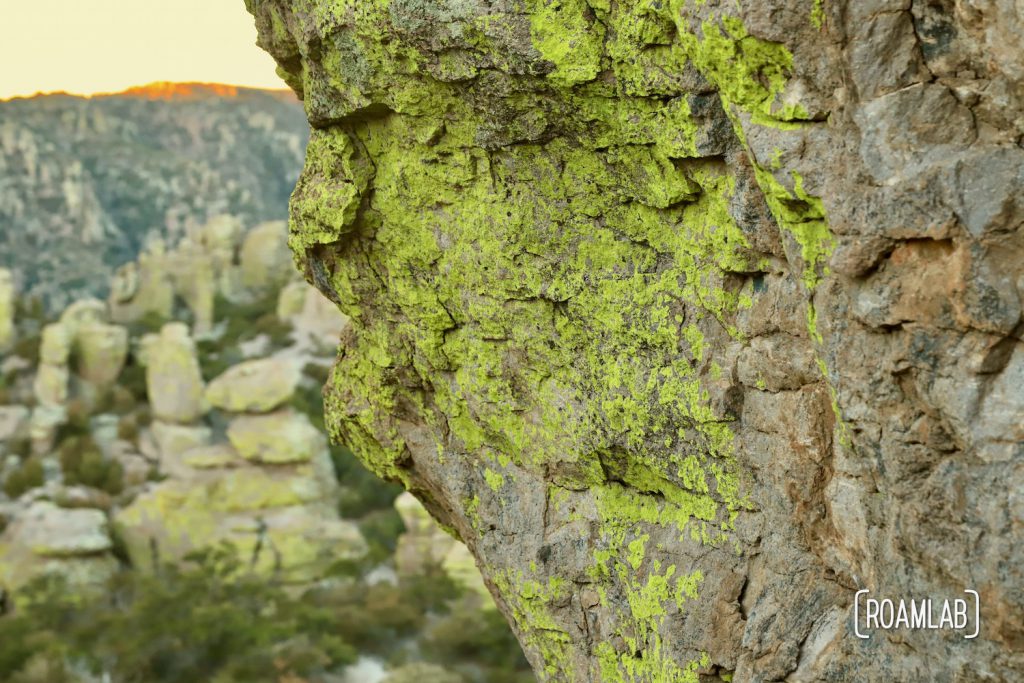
0,83,308,309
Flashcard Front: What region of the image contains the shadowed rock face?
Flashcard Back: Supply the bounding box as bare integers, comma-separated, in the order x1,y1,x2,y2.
246,1,1023,680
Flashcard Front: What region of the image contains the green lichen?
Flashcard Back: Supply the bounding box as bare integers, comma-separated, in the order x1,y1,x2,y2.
269,1,841,679
811,0,825,30
527,0,604,87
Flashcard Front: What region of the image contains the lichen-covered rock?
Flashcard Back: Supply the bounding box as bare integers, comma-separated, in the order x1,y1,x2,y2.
239,220,294,295
73,321,129,390
114,449,364,582
394,491,456,575
149,420,213,477
0,500,118,595
108,240,175,325
145,323,206,423
38,322,72,368
249,0,1024,680
167,237,218,335
382,663,465,683
276,280,308,320
0,406,29,444
59,298,107,336
226,409,325,464
0,268,14,351
205,357,301,413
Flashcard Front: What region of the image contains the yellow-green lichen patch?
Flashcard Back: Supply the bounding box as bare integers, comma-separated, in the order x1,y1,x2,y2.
527,0,605,87
493,569,576,678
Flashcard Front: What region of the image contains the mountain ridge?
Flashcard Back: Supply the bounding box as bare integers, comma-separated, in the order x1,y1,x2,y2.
0,82,309,310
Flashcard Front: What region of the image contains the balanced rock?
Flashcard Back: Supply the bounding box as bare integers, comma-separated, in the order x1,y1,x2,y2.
114,450,362,582
37,322,72,367
239,220,293,295
167,238,217,335
276,280,307,320
205,357,300,413
226,409,324,464
108,240,175,325
0,500,118,595
149,420,212,478
145,323,206,423
73,322,129,390
0,405,29,443
58,298,106,336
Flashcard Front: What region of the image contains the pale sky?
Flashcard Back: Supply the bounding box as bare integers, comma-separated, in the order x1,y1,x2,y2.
0,0,286,99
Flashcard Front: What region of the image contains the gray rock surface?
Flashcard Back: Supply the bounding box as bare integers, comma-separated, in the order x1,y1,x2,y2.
248,0,1024,680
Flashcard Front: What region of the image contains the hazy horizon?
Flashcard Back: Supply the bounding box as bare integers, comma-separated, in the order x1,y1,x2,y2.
0,0,284,100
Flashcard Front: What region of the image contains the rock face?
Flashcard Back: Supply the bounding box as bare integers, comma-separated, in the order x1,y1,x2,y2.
249,1,1024,681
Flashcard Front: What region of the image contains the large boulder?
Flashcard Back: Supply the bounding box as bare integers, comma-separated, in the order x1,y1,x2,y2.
226,409,324,464
0,406,29,443
37,322,72,367
249,0,1024,679
145,323,206,423
114,450,364,582
381,664,464,683
239,221,293,296
149,421,212,478
205,357,301,413
278,280,349,346
166,238,217,335
0,500,118,596
108,240,175,325
73,322,129,390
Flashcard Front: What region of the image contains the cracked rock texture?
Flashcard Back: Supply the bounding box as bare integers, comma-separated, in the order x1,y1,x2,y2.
247,1,1023,680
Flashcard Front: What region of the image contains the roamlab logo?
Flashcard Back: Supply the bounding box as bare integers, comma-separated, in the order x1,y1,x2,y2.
853,589,981,639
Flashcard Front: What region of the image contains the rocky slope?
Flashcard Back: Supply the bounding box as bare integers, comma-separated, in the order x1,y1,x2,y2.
0,218,529,682
246,0,1024,681
0,84,308,310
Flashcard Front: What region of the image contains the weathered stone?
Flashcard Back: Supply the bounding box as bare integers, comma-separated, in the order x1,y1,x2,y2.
114,450,359,582
167,239,217,335
290,282,349,345
150,421,212,477
145,322,206,423
0,405,29,443
73,322,129,389
32,363,69,407
394,491,456,576
38,323,72,366
108,240,175,325
27,405,65,456
59,298,107,336
0,268,14,350
382,663,465,683
239,220,293,295
276,280,307,320
205,357,301,413
181,443,245,470
250,1,1024,679
226,409,324,464
0,500,117,595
